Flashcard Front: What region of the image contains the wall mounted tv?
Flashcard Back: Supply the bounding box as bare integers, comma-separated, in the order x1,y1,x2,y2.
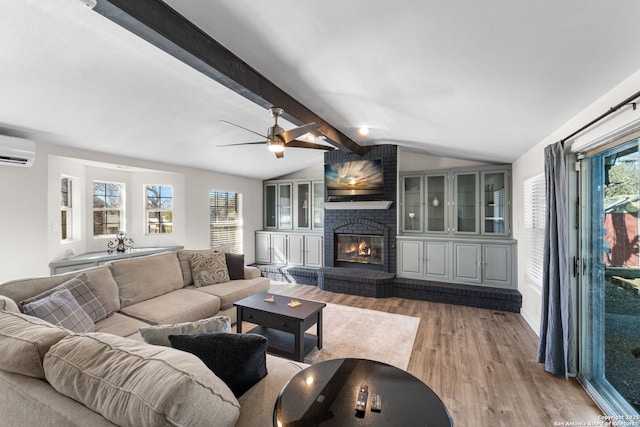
325,159,384,200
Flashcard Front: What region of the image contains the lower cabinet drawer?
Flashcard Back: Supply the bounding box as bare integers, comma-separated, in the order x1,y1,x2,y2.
241,308,296,333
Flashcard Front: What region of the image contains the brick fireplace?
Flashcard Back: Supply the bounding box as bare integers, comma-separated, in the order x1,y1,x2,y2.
323,145,398,275
317,145,398,297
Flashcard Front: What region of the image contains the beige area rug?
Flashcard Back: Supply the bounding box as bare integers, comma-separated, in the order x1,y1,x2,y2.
302,302,420,370
266,283,420,370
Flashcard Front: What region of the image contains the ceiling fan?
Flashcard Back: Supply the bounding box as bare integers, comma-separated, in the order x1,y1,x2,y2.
219,107,335,159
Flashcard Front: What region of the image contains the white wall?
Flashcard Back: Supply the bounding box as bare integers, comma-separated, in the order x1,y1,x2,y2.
513,68,640,334
0,142,263,283
398,148,491,172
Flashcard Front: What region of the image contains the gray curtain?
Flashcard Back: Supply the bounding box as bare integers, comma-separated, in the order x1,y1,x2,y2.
537,141,570,377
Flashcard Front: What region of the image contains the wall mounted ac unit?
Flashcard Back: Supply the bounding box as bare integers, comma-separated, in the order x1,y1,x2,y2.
0,135,36,167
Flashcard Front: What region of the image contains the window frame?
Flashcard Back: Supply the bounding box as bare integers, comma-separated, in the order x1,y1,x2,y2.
209,190,242,253
145,184,173,235
60,176,73,242
92,180,125,238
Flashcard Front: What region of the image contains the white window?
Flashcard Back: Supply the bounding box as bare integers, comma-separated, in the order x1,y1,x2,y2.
523,174,546,287
61,176,73,241
209,191,242,253
92,181,124,236
145,185,173,234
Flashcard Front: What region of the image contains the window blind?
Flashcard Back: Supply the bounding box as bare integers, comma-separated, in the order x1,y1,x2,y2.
209,191,241,253
523,174,546,287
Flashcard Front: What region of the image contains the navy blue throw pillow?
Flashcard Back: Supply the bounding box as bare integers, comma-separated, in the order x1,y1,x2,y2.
168,332,268,397
224,253,245,280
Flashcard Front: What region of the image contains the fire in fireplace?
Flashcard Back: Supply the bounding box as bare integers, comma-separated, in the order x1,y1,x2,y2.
335,234,383,265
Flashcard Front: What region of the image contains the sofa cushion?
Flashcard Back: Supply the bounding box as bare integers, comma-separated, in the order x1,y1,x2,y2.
119,289,220,325
244,265,261,279
177,245,232,287
225,253,245,280
0,311,69,378
44,333,240,427
191,252,230,287
194,277,271,310
140,316,231,347
0,295,19,313
95,312,151,338
235,355,308,427
20,273,111,322
110,252,184,307
169,332,268,398
0,369,119,427
23,288,95,333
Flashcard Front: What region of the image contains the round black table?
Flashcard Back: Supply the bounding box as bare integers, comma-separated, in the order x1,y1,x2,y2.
274,358,453,427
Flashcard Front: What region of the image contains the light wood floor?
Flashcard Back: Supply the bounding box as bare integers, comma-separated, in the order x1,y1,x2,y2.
265,282,602,427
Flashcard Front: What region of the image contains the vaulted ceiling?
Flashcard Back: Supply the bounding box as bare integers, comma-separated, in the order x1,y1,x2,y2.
2,1,640,179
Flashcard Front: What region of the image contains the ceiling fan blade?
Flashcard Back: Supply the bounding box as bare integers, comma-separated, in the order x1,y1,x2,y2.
274,151,284,159
286,140,336,150
279,122,320,143
218,141,265,147
219,120,268,139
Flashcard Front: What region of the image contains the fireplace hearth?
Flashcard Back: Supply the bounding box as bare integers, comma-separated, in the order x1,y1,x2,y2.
335,234,383,265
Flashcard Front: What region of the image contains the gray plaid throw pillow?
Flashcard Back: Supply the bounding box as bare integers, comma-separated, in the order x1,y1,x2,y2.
23,288,95,333
20,273,111,323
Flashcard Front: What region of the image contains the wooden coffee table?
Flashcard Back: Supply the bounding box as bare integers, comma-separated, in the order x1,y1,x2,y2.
234,292,326,362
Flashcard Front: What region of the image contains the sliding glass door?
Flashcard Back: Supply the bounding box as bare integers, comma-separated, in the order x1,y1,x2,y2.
579,137,640,415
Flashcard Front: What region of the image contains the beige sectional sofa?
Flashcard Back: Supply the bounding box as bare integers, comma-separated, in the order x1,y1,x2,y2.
0,250,308,427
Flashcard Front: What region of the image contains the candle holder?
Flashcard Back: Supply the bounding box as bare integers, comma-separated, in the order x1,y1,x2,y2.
107,231,134,253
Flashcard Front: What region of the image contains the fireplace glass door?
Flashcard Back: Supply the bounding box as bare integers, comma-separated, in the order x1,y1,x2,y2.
335,234,383,265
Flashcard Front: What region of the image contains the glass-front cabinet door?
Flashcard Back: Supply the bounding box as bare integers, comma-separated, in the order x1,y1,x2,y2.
295,182,311,229
402,175,423,232
264,184,277,229
278,183,293,229
312,181,324,229
482,170,508,235
265,180,324,230
426,174,448,233
454,172,479,234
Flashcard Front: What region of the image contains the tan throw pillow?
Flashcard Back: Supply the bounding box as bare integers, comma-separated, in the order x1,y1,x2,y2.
44,333,240,427
20,273,112,322
23,288,95,333
178,244,232,286
139,316,231,347
191,252,230,287
0,310,69,378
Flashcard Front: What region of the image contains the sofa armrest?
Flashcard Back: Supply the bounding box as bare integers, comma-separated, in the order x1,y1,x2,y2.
0,295,19,313
243,266,261,279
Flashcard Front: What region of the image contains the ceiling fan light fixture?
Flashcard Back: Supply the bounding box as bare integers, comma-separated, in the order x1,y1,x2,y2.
267,140,285,153
358,126,370,136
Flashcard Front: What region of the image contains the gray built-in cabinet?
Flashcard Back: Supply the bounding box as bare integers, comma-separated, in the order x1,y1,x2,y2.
257,179,324,267
256,231,323,268
398,165,516,289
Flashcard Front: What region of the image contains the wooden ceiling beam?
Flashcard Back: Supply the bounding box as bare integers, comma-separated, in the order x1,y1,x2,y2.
93,0,367,155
